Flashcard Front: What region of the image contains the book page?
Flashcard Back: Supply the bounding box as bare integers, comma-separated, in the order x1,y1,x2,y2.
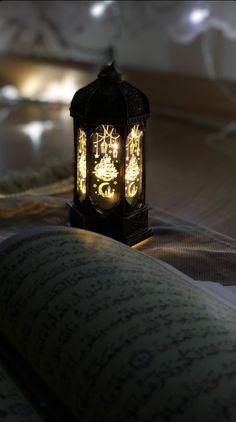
0,359,43,422
1,226,236,421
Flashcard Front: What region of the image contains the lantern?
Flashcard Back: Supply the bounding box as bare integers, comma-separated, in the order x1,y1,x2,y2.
68,63,152,246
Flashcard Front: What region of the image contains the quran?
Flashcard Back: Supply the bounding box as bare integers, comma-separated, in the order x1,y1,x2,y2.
0,226,236,422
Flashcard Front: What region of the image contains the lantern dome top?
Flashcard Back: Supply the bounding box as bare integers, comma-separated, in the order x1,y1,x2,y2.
70,63,150,125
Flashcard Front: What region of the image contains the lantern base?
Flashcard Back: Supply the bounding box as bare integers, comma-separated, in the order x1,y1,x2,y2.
67,202,153,247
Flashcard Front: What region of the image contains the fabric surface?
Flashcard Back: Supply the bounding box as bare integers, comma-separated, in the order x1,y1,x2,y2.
147,118,236,240
136,208,236,285
1,226,236,422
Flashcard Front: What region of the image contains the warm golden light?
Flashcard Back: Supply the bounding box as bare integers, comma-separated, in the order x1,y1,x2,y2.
21,71,81,103
77,129,87,198
91,125,121,210
125,125,143,204
113,141,119,159
93,155,118,181
98,183,115,198
132,237,152,249
126,155,140,182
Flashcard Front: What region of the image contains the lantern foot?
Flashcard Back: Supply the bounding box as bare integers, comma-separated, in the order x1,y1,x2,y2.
67,202,153,247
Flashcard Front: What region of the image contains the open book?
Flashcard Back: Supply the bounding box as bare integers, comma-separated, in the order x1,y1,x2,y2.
1,226,236,422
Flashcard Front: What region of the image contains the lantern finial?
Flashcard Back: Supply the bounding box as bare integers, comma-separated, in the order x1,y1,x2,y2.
98,62,121,83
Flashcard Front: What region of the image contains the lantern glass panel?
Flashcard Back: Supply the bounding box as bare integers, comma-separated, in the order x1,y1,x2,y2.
125,124,143,206
77,128,87,201
90,124,121,211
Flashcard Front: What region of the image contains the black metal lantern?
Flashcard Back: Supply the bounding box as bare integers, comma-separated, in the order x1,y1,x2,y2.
68,63,152,246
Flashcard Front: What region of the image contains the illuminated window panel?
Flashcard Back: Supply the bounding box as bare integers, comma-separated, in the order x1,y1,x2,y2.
125,125,143,207
77,128,87,200
90,124,121,211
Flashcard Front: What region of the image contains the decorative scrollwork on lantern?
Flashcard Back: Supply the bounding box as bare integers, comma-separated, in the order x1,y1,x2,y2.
91,124,121,210
97,182,115,198
126,155,140,182
125,125,143,204
77,128,87,199
93,155,118,181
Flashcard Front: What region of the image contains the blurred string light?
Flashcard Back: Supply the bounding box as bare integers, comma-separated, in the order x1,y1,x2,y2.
0,76,79,104
0,85,20,100
22,121,53,149
91,2,106,17
0,85,20,123
90,1,113,18
189,8,210,25
1,1,236,55
37,78,77,103
21,75,79,104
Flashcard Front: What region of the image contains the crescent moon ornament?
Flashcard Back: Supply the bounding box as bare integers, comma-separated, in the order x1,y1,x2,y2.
128,182,138,198
98,182,114,198
79,179,86,194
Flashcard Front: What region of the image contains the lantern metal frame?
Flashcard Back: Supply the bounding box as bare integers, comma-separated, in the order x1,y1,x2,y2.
68,63,152,246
